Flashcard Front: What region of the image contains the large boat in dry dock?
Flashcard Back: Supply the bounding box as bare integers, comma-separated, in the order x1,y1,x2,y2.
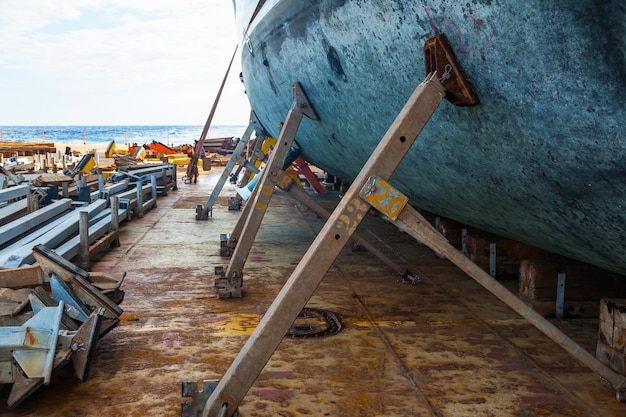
233,0,626,275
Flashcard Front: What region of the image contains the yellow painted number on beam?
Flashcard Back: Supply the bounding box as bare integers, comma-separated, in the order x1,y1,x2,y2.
360,177,408,220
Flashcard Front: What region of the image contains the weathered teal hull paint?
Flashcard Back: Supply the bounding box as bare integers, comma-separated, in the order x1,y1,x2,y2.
234,0,626,274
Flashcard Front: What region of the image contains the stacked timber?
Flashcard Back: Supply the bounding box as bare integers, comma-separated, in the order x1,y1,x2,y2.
0,141,56,157
202,136,237,155
0,159,179,408
434,215,626,317
1,143,82,175
597,298,626,375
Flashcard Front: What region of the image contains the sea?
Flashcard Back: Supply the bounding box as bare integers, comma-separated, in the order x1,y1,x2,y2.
0,125,249,147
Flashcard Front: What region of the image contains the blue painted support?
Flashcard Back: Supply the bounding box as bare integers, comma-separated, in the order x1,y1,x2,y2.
556,273,566,318
461,228,467,255
197,123,256,220
0,303,64,385
50,274,91,322
489,243,497,277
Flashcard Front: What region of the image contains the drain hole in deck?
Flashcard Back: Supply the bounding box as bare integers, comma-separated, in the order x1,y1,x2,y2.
286,308,343,338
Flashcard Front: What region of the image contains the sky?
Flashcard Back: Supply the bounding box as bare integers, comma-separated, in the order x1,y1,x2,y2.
0,0,251,126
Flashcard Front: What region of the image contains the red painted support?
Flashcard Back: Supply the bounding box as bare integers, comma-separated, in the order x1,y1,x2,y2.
291,157,326,194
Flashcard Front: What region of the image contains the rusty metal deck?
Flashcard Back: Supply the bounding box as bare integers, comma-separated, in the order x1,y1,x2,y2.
2,166,623,416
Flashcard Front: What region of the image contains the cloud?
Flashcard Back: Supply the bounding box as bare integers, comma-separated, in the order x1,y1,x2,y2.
0,0,250,125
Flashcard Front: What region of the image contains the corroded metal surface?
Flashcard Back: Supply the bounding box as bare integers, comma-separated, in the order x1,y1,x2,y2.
235,0,626,276
1,166,624,416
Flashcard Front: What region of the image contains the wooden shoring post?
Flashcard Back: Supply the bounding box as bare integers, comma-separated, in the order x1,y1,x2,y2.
111,195,119,232
214,82,319,298
202,74,446,417
220,134,272,254
78,210,90,270
222,179,261,253
196,116,258,220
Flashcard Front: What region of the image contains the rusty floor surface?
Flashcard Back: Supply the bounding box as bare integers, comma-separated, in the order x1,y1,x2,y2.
2,166,625,417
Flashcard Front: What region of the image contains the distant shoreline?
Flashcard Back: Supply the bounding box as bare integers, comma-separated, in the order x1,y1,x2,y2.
0,125,249,147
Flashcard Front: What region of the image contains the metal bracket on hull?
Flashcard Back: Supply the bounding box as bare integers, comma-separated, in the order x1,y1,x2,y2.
182,380,239,417
213,82,319,298
424,34,479,106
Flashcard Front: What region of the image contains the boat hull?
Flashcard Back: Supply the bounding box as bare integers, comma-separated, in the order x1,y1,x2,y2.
236,0,626,274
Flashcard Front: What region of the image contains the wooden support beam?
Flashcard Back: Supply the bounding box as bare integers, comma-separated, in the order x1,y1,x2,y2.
214,82,319,298
201,73,626,416
390,205,626,399
202,74,445,417
196,118,258,219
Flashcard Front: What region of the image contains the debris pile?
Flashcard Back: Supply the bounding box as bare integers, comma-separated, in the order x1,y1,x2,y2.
0,245,124,409
0,141,179,409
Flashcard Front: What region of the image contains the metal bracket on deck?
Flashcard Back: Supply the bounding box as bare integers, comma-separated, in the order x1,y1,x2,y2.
213,82,319,298
43,273,122,337
182,380,238,417
1,303,63,408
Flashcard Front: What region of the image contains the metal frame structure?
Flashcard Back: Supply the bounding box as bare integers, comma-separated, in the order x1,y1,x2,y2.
195,116,260,220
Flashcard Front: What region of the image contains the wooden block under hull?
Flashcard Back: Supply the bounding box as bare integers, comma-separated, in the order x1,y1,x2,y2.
598,298,626,350
520,262,626,303
597,298,626,375
597,340,626,375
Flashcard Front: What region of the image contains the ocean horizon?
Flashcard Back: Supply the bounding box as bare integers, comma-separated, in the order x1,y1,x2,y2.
0,125,249,147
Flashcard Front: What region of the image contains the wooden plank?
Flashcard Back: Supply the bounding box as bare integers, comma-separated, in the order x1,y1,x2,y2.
598,298,626,352
598,299,626,375
597,340,626,375
0,265,45,289
0,288,32,316
88,230,120,259
0,142,56,156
